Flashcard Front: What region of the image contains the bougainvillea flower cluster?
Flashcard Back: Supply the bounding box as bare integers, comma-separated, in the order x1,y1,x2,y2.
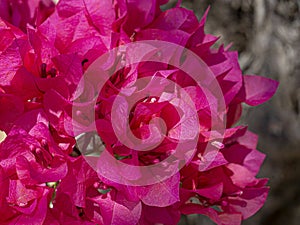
0,0,278,224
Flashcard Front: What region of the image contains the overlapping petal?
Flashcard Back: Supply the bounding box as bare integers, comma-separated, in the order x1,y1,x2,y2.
0,0,278,224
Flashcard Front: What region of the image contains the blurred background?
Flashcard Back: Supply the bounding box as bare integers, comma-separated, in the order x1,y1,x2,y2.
173,0,300,224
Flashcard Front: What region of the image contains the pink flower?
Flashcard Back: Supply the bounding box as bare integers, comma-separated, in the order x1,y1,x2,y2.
0,0,55,32
0,111,68,224
49,156,142,225
0,1,279,224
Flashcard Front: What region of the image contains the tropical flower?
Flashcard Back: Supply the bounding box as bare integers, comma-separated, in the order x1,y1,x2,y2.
0,0,278,224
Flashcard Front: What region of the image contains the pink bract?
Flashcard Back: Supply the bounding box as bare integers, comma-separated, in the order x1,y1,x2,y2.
0,0,278,224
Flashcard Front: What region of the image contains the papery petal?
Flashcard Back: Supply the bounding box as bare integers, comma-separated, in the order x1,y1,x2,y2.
237,130,258,149
136,29,189,46
16,155,67,185
0,39,23,86
244,75,279,106
83,0,115,35
92,195,142,225
0,0,54,32
6,179,38,206
123,0,160,33
138,173,180,207
0,167,15,222
54,11,99,50
149,7,198,33
224,187,269,219
7,67,40,100
0,93,24,132
140,204,181,225
52,53,83,99
0,128,38,174
56,0,84,18
27,26,59,69
181,204,242,225
57,157,97,208
226,163,257,188
222,144,265,176
10,188,50,224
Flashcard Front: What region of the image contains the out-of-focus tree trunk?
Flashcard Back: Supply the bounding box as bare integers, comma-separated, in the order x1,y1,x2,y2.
177,0,300,224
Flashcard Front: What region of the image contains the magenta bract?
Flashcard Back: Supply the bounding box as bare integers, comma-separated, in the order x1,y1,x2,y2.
0,0,278,224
